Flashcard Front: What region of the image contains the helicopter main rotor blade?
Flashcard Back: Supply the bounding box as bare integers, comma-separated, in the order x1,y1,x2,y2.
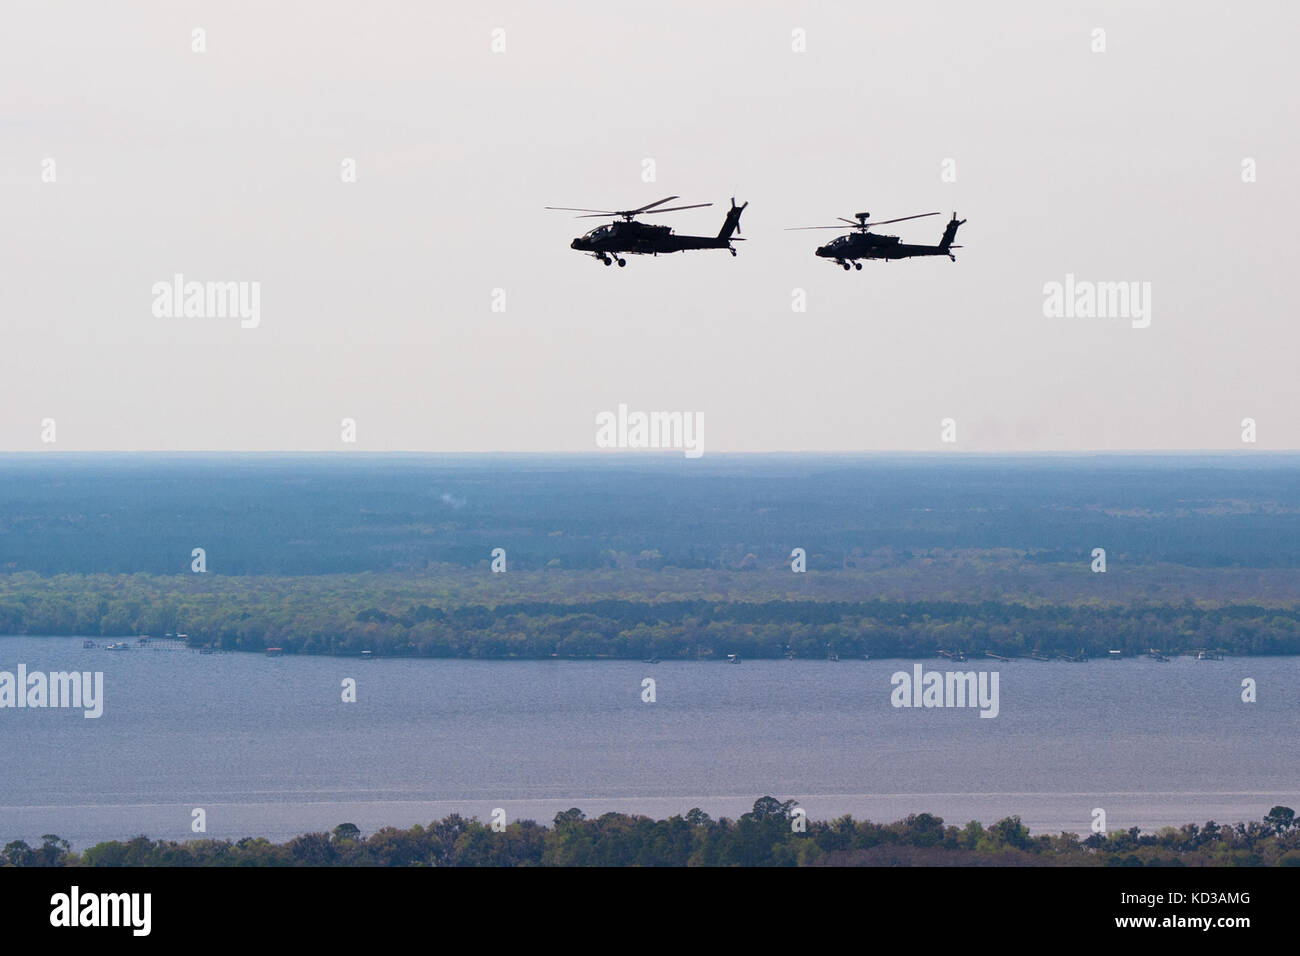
784,225,857,231
631,196,681,213
837,218,861,226
572,203,712,219
548,196,701,219
862,211,941,227
639,203,712,214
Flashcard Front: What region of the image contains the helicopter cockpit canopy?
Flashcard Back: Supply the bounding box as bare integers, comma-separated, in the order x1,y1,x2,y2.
584,224,614,240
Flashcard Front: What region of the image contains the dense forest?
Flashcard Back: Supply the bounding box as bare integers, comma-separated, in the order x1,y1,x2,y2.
2,568,1300,657
3,456,1300,574
4,457,1299,658
7,799,1299,867
3,567,1299,658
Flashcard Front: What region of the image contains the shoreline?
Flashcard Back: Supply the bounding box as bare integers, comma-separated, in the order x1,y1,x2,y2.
7,798,1298,866
0,635,1278,662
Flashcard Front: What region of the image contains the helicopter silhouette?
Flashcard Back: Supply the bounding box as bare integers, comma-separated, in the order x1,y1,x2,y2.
546,196,747,266
787,210,966,270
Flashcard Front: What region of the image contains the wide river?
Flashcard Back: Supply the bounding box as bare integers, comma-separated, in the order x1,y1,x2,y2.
1,637,1296,848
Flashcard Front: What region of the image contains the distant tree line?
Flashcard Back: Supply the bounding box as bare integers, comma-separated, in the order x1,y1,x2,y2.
4,459,1300,574
1,572,1298,658
6,800,1299,867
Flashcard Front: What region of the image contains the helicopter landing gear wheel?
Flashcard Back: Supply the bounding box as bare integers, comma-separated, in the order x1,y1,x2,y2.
730,248,737,257
841,262,851,271
601,256,611,266
853,262,862,271
617,258,626,267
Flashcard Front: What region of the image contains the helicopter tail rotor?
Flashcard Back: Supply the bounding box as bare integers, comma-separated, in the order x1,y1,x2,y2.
939,212,965,252
718,197,747,240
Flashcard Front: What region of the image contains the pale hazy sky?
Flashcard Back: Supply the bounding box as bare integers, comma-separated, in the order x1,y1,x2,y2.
2,1,1297,452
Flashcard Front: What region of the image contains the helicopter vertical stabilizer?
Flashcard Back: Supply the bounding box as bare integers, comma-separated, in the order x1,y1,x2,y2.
939,213,965,251
717,198,747,240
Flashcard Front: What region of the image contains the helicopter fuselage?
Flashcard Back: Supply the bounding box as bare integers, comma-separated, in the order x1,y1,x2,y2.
816,233,948,261
557,198,747,266
814,215,965,270
570,221,735,256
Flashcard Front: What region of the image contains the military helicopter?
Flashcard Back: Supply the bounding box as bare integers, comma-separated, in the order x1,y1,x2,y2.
787,210,965,270
546,195,747,266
